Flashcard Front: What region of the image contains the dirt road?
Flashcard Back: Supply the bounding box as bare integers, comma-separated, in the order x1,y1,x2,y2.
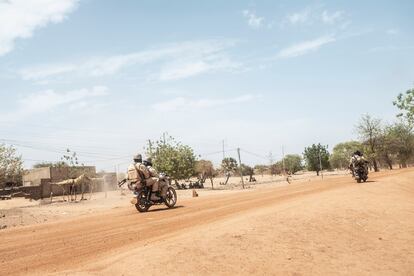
1,169,413,275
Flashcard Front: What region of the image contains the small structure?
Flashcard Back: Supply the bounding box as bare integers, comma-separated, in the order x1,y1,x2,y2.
20,166,96,200
23,166,96,186
5,167,119,200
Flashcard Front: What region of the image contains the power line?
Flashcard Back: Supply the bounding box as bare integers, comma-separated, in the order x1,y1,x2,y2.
239,148,268,160
0,138,131,161
199,148,237,157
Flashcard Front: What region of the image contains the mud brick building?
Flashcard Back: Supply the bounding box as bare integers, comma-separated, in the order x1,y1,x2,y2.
18,166,97,199
23,166,96,187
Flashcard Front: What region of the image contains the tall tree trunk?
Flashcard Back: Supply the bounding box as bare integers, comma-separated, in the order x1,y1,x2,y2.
200,173,206,184
384,154,393,170
210,177,214,190
373,159,379,172
224,174,230,185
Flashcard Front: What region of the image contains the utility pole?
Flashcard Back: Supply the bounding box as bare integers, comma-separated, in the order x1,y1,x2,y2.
268,151,274,180
237,148,245,189
163,132,166,145
148,139,153,156
318,149,324,179
222,139,225,160
115,165,118,181
282,145,286,174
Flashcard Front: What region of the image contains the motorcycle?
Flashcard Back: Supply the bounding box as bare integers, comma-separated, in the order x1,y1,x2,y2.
118,173,177,212
352,161,368,183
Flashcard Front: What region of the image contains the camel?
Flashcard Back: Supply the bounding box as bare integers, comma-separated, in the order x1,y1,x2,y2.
53,174,97,202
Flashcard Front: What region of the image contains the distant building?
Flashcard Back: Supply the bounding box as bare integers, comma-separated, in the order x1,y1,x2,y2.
22,166,96,187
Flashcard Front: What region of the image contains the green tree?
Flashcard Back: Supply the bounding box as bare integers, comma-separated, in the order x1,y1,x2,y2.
330,141,363,169
377,129,398,170
195,160,216,189
240,164,254,182
148,135,196,181
393,88,414,125
356,114,382,172
0,144,23,187
221,157,238,184
283,154,303,174
303,144,330,176
61,149,85,179
254,164,268,177
384,122,414,168
270,162,283,175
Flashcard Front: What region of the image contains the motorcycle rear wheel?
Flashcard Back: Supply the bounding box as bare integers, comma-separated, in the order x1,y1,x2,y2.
164,187,177,208
135,191,150,212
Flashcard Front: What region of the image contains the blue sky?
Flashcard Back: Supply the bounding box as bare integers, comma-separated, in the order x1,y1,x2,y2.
0,0,413,170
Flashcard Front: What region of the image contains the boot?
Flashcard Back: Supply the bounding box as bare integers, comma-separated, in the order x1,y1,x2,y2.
150,194,160,201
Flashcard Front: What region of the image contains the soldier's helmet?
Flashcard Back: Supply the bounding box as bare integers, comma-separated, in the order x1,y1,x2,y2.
144,157,153,166
133,154,142,162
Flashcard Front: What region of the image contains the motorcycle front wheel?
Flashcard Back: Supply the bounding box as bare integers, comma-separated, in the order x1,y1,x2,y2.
164,187,177,208
135,191,150,212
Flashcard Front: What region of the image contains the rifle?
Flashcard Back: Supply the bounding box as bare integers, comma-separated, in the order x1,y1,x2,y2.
118,178,127,187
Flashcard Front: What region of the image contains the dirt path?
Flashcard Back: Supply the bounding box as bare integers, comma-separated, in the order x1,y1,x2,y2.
0,169,413,275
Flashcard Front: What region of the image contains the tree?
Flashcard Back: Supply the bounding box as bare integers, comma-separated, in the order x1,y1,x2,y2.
384,122,414,168
0,144,23,188
270,162,283,175
221,157,238,185
330,141,363,169
393,88,414,125
377,129,398,170
283,154,303,174
254,164,268,177
61,149,85,179
356,114,382,172
303,144,330,176
148,135,196,181
240,164,254,182
195,160,216,189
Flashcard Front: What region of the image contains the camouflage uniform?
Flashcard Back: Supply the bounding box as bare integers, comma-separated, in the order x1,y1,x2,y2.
147,164,168,198
127,156,159,198
349,154,368,176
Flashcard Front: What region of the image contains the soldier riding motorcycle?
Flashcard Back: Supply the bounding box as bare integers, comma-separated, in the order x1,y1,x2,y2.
119,154,177,212
349,150,369,183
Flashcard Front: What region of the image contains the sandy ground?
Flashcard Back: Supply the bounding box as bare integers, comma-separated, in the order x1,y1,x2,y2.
0,169,413,275
0,171,348,230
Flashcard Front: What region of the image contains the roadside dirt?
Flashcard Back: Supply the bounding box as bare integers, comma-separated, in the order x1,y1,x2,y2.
0,171,348,230
0,169,413,275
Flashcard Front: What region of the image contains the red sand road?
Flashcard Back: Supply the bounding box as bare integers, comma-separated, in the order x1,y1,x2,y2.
0,169,413,275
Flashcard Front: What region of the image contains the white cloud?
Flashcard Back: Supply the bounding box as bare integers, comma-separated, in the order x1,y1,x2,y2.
243,10,264,28
158,61,210,81
19,63,77,80
158,54,241,81
283,8,346,27
0,86,108,121
277,35,336,58
386,28,400,35
286,10,309,24
152,94,256,112
19,39,240,81
321,10,344,24
0,0,78,56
